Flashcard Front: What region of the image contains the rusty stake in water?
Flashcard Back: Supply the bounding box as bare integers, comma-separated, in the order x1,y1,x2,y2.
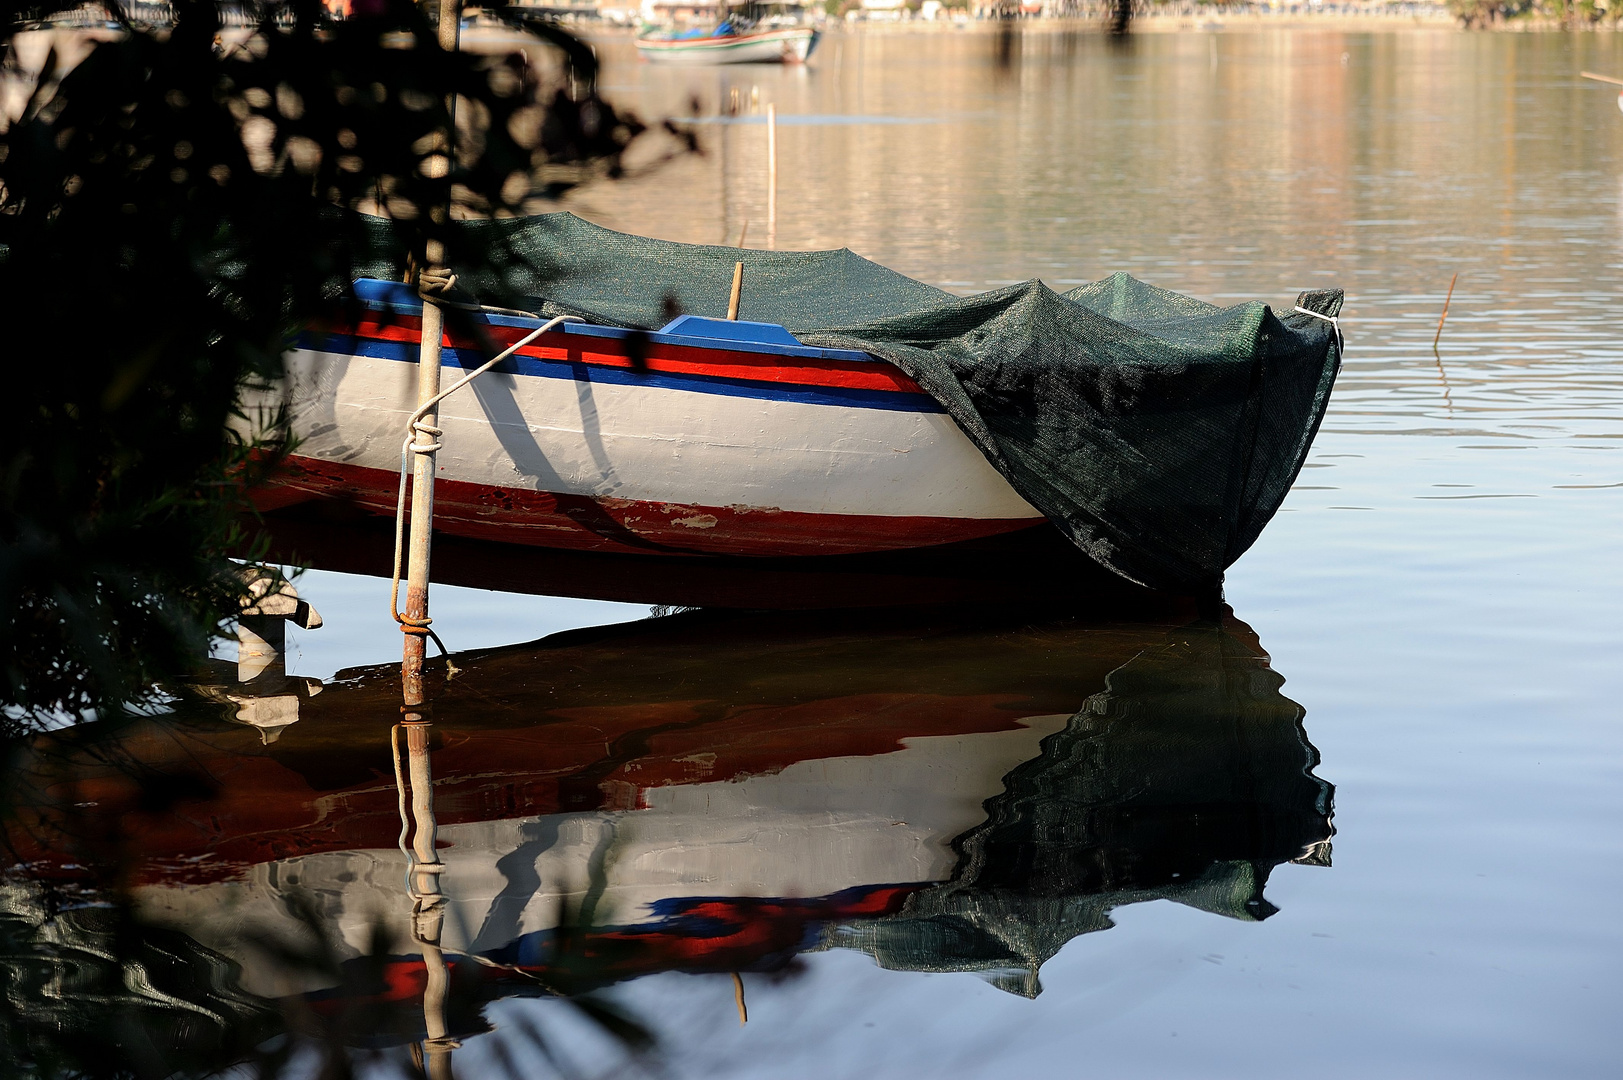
402,0,464,707
1433,272,1458,351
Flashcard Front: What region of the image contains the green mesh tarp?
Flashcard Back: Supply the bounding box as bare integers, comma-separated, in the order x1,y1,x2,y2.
832,620,1334,996
357,213,1343,593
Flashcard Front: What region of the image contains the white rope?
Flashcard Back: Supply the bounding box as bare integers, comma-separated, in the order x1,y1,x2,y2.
389,310,583,635
1292,305,1344,356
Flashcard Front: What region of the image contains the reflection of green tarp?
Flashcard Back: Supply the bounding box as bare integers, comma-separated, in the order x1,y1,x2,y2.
357,213,1343,592
833,620,1334,997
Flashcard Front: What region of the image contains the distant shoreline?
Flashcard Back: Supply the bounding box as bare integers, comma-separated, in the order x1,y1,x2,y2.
1122,10,1456,31
800,9,1623,33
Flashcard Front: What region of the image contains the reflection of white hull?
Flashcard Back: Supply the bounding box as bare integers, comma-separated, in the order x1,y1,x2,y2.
635,27,818,65
136,715,1067,995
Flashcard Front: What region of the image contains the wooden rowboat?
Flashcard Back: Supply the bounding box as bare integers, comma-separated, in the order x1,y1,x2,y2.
251,279,1045,559
1580,71,1623,114
634,24,819,65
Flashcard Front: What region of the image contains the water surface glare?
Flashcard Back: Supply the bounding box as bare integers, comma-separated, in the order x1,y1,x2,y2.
9,26,1623,1080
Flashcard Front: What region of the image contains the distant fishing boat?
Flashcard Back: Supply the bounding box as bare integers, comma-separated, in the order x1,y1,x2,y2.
635,21,819,65
1580,70,1623,114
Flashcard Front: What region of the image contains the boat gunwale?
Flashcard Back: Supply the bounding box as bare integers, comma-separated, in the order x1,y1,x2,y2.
351,278,880,366
634,26,816,50
292,331,945,412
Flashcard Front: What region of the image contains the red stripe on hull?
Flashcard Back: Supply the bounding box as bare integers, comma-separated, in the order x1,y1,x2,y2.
255,457,1041,557
318,314,923,394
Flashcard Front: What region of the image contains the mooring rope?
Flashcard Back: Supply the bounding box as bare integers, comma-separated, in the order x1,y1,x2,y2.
388,286,582,656
1292,305,1344,357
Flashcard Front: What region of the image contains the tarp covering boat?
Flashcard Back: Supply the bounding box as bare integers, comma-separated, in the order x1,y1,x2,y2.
351,213,1343,593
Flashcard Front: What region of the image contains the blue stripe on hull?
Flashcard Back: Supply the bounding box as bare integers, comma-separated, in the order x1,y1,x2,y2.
348,279,880,365
295,333,946,414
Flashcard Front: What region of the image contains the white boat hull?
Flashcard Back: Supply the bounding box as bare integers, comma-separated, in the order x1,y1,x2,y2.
635,26,818,65
251,283,1044,558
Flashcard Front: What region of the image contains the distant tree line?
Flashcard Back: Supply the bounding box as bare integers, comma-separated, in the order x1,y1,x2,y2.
1449,0,1619,24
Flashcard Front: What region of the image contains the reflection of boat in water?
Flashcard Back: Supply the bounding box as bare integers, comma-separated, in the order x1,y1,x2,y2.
4,606,1331,1025
840,628,1333,996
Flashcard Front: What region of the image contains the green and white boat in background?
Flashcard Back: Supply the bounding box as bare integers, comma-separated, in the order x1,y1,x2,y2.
635,19,819,65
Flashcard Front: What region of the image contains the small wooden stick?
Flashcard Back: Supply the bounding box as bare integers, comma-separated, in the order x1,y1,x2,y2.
731,972,747,1025
1433,272,1458,350
1581,70,1623,86
737,219,749,248
727,261,743,321
767,103,777,249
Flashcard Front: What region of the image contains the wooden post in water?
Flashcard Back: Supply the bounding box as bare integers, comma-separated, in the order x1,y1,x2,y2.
1433,272,1458,351
727,261,744,320
402,0,463,704
766,103,776,249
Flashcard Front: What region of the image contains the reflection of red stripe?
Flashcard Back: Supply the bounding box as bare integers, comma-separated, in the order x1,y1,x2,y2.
9,688,1047,887
312,884,921,1010
315,314,922,394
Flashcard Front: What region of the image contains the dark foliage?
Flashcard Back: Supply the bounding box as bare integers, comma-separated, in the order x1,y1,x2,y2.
1448,0,1619,25
0,879,656,1079
0,0,644,724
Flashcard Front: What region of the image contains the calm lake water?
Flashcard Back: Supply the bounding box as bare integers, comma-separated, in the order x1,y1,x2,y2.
7,26,1623,1080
